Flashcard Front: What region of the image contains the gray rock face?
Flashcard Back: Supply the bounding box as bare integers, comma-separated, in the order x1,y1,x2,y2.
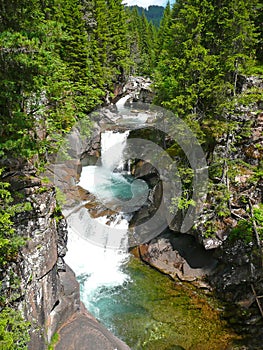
2,167,63,349
55,304,130,350
120,76,154,104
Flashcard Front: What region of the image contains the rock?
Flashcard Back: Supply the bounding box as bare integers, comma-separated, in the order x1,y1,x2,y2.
121,76,154,104
55,311,130,350
203,237,222,250
134,160,159,182
57,218,68,271
139,232,217,282
240,76,263,92
208,238,263,344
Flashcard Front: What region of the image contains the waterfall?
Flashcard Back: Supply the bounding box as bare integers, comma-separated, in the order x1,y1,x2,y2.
101,130,129,170
116,94,131,113
127,159,131,175
78,129,134,202
65,129,136,321
65,209,130,319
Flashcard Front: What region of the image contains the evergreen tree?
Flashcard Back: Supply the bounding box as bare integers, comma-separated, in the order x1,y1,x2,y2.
106,0,130,86
156,1,171,60
126,7,142,75
154,0,258,125
209,0,258,95
0,0,46,158
139,12,154,76
254,1,263,63
56,0,103,116
126,7,158,76
91,0,109,84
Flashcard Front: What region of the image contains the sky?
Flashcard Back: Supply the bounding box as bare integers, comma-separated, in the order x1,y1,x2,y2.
123,0,171,9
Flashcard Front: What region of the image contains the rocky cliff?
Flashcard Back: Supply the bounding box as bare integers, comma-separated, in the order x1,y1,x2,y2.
3,75,261,349
1,160,130,349
131,76,263,348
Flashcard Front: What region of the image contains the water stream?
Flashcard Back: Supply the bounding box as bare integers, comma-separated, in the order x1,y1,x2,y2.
65,125,142,318
64,98,241,350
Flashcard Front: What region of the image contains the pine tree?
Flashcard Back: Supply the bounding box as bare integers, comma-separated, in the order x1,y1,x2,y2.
0,0,45,157
254,1,263,63
209,0,258,95
154,0,258,121
157,1,171,60
106,0,129,84
56,0,103,116
126,7,142,75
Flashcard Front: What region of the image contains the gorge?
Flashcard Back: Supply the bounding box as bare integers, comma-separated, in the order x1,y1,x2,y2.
46,78,262,349
0,1,262,348
0,74,262,349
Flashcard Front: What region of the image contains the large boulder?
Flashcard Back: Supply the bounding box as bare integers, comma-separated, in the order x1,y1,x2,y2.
139,231,217,284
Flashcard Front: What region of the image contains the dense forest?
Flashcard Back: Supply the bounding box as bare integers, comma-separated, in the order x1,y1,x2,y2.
127,5,164,26
0,0,262,348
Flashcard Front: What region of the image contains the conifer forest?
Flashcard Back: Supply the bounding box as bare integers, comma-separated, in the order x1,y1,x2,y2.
0,1,263,349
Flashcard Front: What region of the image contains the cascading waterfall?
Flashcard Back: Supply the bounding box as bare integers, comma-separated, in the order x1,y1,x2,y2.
116,94,131,113
78,129,148,206
65,208,130,319
101,130,130,170
65,128,147,323
78,130,132,200
63,100,240,349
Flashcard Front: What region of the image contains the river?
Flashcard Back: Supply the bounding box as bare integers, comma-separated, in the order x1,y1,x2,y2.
63,97,242,350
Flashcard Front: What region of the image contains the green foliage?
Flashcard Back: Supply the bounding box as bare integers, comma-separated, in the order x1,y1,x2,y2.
0,172,31,349
54,188,66,217
229,205,263,244
0,308,30,350
48,332,59,350
153,0,262,244
170,196,196,213
0,172,31,268
0,0,144,162
209,182,231,217
229,220,253,244
126,6,158,76
154,0,259,128
254,204,263,237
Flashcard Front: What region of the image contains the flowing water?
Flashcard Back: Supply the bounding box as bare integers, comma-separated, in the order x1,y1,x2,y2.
65,99,242,350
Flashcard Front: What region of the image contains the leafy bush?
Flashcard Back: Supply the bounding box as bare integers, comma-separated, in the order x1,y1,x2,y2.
254,204,263,237
229,205,263,244
0,171,30,267
48,333,59,350
0,308,30,350
229,220,253,244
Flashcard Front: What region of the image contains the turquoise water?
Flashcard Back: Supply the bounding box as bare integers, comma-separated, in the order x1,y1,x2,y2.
79,257,240,350
74,129,241,350
99,173,148,201
78,166,149,210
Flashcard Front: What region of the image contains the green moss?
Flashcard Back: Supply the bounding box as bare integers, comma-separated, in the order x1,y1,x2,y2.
55,187,66,208
229,220,254,244
48,333,59,350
